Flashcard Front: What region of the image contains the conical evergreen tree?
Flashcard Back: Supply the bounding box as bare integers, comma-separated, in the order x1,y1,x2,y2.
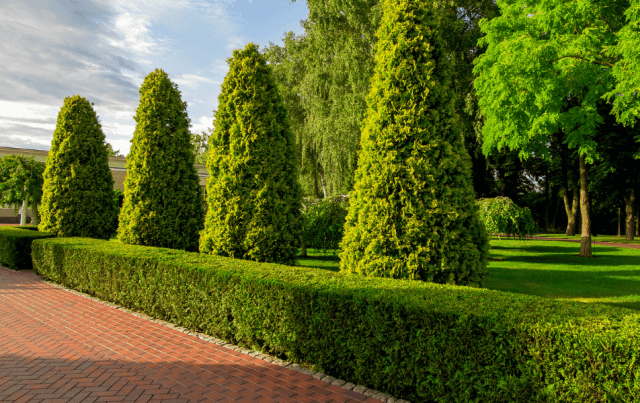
39,95,117,238
200,43,302,265
339,0,489,285
118,68,203,251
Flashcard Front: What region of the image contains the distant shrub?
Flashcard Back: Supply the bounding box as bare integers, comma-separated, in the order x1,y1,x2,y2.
301,196,348,253
477,197,537,239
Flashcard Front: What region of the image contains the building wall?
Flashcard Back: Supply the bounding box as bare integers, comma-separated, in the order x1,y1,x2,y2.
0,146,209,222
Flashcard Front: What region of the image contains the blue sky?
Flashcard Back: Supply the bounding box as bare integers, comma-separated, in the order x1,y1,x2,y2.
0,0,309,155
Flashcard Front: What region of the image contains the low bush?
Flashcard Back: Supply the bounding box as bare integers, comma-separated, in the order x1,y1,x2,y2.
301,196,348,253
0,227,54,270
31,237,639,403
477,196,537,239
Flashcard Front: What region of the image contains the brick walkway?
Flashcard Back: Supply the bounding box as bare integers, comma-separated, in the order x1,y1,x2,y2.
0,267,384,403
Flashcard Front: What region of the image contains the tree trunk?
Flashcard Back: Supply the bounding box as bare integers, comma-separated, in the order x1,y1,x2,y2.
318,163,328,199
625,189,635,240
300,238,307,257
635,204,640,236
19,198,27,226
544,171,550,230
579,154,592,257
562,184,579,236
30,200,40,226
559,138,578,236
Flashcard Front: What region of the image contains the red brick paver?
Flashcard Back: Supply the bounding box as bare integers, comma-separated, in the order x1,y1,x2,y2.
0,267,382,403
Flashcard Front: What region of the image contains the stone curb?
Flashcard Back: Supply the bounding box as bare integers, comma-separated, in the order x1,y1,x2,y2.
32,272,410,403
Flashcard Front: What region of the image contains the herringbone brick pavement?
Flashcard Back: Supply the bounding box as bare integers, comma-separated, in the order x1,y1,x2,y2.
0,267,383,403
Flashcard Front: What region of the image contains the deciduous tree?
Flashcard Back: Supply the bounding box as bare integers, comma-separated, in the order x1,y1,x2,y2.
0,155,45,225
474,0,630,256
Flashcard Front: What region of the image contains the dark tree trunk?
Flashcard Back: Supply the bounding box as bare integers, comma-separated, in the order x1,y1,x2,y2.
625,189,636,240
563,184,579,236
579,154,592,257
544,171,550,230
636,202,639,236
559,138,578,236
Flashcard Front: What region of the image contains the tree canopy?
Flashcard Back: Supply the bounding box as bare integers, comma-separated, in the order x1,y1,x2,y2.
473,0,631,256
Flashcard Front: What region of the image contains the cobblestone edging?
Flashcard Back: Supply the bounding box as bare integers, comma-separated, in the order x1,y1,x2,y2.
38,273,411,403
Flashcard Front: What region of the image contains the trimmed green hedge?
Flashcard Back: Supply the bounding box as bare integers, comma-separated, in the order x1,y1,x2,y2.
0,227,54,270
32,237,639,402
16,225,39,231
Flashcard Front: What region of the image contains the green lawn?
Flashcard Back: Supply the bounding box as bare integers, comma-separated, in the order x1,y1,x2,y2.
298,239,640,311
535,233,640,245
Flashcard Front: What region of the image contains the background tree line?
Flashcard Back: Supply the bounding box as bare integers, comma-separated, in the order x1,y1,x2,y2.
182,0,638,249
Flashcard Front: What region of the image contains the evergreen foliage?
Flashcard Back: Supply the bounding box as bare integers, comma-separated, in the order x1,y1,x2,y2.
117,69,203,252
339,0,489,285
301,196,348,253
39,95,117,238
200,43,302,265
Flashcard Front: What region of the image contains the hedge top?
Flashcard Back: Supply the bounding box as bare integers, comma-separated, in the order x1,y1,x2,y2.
35,237,639,330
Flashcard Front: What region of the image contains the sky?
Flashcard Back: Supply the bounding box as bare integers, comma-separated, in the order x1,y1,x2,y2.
0,0,309,155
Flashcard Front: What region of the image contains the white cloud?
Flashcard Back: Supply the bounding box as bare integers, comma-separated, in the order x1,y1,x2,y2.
190,115,213,134
173,74,220,90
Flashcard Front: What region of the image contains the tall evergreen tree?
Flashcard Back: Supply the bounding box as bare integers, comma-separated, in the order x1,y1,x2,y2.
200,43,302,265
39,95,117,238
339,0,489,285
118,69,203,251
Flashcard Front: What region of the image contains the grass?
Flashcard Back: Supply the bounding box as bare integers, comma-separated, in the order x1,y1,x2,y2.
298,238,640,311
535,233,640,245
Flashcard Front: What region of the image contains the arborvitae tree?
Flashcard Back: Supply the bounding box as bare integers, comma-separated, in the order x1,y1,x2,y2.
39,95,117,238
339,0,489,285
200,43,302,265
117,68,203,251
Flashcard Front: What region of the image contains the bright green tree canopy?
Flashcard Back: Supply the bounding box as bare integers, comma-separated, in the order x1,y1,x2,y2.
474,0,629,160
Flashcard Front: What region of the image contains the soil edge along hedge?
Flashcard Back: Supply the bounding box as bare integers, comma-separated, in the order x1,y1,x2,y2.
39,95,117,239
339,0,488,285
32,237,639,403
0,227,54,270
200,43,302,265
118,68,204,252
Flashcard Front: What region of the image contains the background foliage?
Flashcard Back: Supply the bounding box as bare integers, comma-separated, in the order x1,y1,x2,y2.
477,197,537,239
301,196,348,253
